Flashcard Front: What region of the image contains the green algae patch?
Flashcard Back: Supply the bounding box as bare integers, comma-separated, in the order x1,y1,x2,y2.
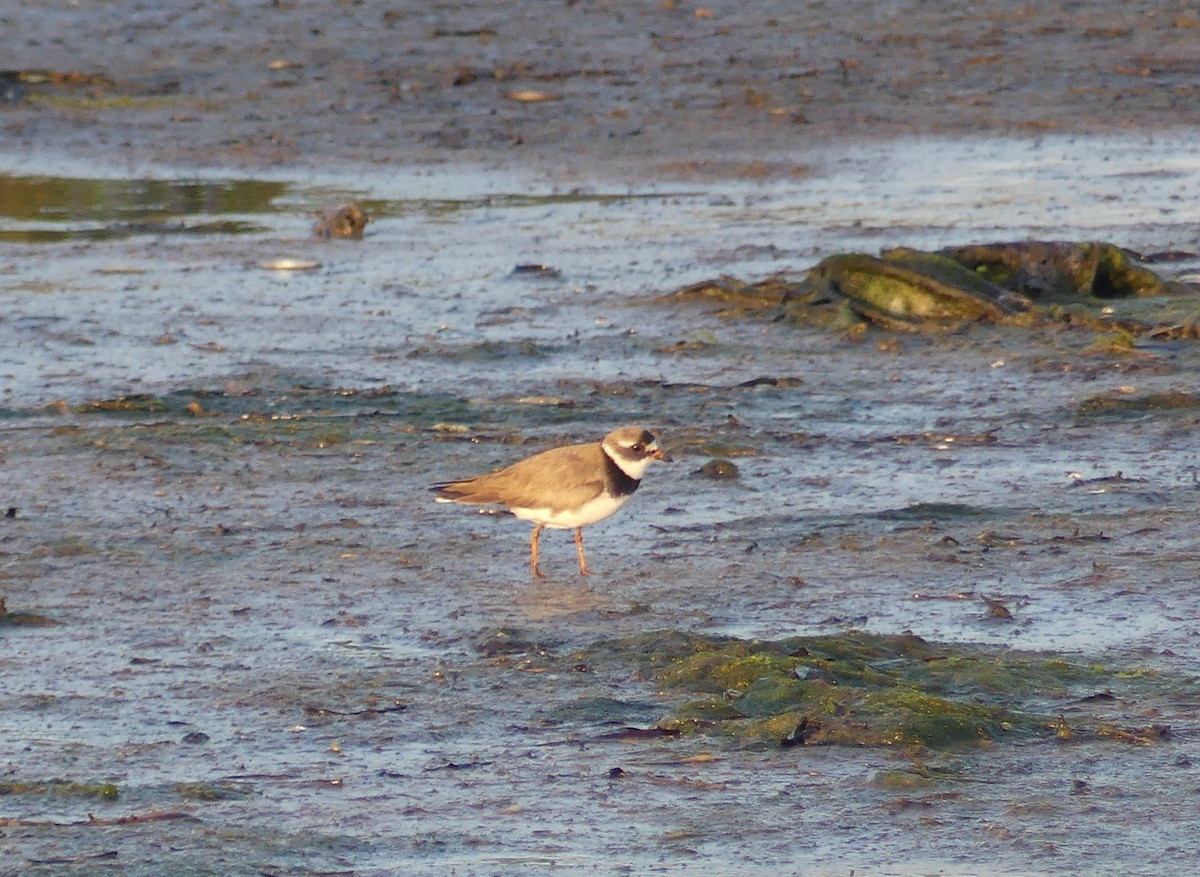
174,781,256,802
0,596,61,627
75,393,172,415
46,385,584,444
0,609,61,627
583,630,1187,750
653,274,794,317
859,688,1007,748
1076,390,1200,420
0,779,119,800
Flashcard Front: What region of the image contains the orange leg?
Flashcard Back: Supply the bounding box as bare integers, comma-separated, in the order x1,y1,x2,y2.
530,523,546,578
574,527,593,576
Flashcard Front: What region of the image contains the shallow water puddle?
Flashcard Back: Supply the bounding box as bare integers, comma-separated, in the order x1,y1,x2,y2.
0,174,289,242
0,171,690,243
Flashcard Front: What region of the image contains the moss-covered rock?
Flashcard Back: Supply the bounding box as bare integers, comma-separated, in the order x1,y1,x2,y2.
786,252,1025,331
941,240,1174,299
668,239,1200,337
580,630,1189,751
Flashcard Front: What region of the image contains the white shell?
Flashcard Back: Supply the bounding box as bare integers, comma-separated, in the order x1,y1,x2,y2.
257,257,321,271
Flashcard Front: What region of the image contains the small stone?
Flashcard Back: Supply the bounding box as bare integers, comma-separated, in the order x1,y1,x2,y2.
313,202,370,239
698,458,739,479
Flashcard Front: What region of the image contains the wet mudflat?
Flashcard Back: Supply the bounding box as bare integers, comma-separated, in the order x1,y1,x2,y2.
2,134,1200,877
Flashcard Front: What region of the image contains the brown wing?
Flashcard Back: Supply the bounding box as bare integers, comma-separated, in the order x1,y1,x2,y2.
432,441,608,512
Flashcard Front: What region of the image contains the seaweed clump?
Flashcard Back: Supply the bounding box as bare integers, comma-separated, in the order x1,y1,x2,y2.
586,630,1172,751
0,779,119,800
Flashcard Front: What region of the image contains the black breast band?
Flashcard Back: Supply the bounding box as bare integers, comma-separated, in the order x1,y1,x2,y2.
603,452,641,497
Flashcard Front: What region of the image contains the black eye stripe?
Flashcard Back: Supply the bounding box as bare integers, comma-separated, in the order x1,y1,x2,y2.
614,432,657,455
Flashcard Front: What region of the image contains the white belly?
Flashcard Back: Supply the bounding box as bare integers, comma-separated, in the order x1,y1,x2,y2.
510,492,631,529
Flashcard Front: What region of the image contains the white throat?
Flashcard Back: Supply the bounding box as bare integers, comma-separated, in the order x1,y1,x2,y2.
603,441,655,480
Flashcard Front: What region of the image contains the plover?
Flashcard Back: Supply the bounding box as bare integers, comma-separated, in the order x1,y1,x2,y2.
431,426,669,577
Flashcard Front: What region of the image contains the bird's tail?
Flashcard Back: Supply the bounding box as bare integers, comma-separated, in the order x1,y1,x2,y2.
429,482,458,502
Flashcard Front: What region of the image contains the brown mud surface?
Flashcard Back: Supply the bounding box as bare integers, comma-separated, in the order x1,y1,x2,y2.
3,3,1200,877
6,1,1200,176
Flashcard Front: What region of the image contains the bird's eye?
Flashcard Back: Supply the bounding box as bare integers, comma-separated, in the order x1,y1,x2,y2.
631,443,644,453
